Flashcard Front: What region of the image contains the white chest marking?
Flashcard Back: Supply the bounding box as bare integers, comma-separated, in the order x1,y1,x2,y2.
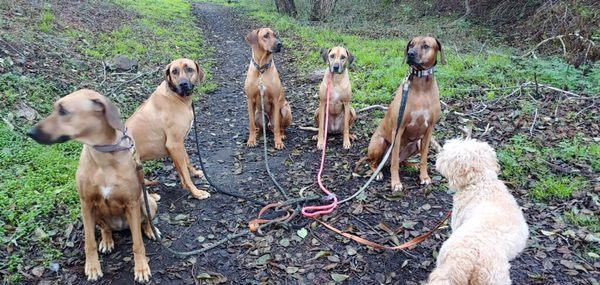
408,109,430,127
101,186,112,199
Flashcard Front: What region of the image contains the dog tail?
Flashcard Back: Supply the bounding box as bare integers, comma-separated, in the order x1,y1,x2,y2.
353,156,369,174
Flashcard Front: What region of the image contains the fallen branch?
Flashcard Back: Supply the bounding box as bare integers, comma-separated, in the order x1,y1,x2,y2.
522,33,596,59
357,104,388,113
529,108,538,137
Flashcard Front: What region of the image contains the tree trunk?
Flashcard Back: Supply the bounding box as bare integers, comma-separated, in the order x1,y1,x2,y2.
309,0,336,21
275,0,297,17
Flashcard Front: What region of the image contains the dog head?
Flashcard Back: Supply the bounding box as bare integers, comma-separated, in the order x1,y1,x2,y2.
164,58,204,97
245,28,282,54
404,36,445,69
435,138,500,190
27,89,124,146
321,46,354,74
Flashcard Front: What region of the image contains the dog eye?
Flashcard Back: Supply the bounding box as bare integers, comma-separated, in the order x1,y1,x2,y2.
340,55,346,60
172,69,178,75
186,67,194,73
263,33,269,38
58,106,68,116
330,54,335,59
423,44,430,49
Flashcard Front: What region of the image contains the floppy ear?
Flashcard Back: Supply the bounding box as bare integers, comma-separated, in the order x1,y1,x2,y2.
91,98,124,131
403,40,411,64
194,61,204,83
345,48,355,66
435,38,446,65
164,64,172,83
245,29,259,47
321,48,331,64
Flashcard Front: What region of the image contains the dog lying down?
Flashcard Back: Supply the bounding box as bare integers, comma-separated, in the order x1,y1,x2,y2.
427,138,529,285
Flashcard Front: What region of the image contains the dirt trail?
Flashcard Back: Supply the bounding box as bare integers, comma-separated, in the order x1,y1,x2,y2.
51,3,596,285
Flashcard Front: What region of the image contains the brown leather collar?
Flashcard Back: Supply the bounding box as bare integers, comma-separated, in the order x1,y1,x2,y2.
92,129,134,153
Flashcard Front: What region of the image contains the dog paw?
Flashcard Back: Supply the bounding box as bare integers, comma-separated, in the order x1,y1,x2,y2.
312,135,318,141
133,260,151,283
391,182,403,192
274,140,285,150
247,137,257,147
375,172,384,181
343,140,352,149
85,259,103,281
191,189,211,200
420,176,432,185
98,237,114,254
192,169,205,179
316,140,324,150
144,224,161,240
350,134,357,141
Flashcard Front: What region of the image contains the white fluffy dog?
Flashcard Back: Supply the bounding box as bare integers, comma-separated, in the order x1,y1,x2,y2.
427,138,529,285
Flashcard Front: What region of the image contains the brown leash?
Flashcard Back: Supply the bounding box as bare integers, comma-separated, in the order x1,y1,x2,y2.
315,211,451,250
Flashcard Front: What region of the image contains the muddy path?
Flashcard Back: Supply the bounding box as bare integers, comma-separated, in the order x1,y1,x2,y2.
49,3,597,285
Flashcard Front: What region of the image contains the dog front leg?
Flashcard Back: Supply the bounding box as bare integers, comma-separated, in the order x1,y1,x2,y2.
166,137,210,199
81,199,103,281
342,102,352,149
246,97,258,147
419,126,434,185
390,127,406,192
272,96,284,150
125,201,151,283
184,151,204,179
316,100,326,150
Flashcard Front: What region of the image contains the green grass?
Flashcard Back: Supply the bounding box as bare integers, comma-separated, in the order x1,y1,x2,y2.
0,0,212,281
210,0,599,106
497,135,597,201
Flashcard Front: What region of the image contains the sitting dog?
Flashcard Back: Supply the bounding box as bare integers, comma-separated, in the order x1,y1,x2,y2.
427,138,529,285
244,27,292,150
126,58,210,200
313,46,356,150
365,36,444,192
27,89,160,282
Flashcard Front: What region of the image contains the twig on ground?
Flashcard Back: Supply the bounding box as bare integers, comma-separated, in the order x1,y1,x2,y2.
109,67,161,97
357,104,388,113
99,61,107,87
529,108,538,137
521,33,596,59
479,122,492,137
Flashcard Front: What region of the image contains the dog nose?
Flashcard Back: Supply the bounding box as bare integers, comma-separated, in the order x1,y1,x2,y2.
407,51,416,59
26,127,38,139
276,42,282,49
179,81,190,90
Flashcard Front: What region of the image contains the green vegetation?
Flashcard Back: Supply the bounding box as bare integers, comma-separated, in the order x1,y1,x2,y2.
497,135,597,201
212,0,599,106
0,0,211,281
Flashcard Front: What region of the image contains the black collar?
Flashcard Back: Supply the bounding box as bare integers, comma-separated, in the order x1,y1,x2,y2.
251,57,273,74
92,129,134,153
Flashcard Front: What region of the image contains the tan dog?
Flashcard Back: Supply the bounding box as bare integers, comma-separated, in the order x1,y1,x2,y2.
428,138,529,284
366,36,444,192
313,46,356,149
27,90,160,282
244,27,292,150
126,58,210,200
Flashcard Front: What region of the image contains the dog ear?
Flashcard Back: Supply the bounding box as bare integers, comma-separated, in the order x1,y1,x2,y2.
245,29,259,47
164,63,172,83
435,38,446,65
194,61,204,83
345,48,355,66
321,48,331,64
91,97,124,132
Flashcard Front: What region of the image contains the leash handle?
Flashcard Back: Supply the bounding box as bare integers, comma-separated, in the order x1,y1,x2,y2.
302,72,338,218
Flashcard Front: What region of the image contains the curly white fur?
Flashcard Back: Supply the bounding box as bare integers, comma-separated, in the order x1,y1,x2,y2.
427,138,529,285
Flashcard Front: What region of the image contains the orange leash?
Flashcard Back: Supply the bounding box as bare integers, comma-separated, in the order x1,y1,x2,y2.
314,211,451,250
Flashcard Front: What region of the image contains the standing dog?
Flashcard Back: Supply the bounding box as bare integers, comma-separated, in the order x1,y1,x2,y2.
126,58,210,200
313,46,356,150
244,27,292,150
366,36,444,192
27,90,160,282
427,138,529,284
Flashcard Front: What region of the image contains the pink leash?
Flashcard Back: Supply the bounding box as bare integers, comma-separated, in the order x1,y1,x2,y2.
302,72,338,218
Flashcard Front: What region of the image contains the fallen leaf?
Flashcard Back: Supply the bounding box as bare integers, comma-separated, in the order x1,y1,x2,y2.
286,266,299,274
331,273,349,283
279,238,290,247
256,254,271,265
297,228,308,239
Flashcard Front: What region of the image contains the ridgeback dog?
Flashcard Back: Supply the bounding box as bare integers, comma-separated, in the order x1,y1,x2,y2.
366,36,445,192
244,27,292,150
314,46,356,150
126,58,210,200
27,89,160,282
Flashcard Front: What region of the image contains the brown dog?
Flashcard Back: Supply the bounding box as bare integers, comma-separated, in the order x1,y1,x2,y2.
366,36,445,192
27,89,160,282
314,46,356,149
126,58,210,200
244,27,292,150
